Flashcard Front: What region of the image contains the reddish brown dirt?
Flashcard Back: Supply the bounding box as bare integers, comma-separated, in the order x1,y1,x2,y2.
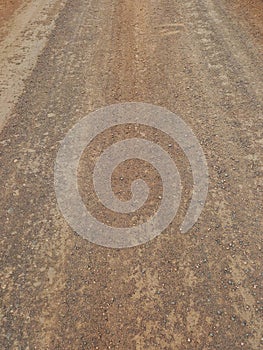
0,0,24,40
0,0,262,349
222,0,263,51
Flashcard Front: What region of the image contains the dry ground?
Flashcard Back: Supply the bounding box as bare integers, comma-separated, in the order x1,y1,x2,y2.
0,0,262,349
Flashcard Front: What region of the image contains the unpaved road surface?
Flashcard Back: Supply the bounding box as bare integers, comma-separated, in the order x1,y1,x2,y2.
1,0,262,349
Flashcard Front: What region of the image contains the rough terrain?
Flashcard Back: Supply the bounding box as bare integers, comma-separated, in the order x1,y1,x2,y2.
0,0,262,349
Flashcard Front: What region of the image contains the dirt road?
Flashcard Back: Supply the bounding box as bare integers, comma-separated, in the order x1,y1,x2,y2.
0,0,262,349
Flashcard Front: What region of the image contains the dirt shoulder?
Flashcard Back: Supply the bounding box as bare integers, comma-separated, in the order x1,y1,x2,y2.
0,0,66,131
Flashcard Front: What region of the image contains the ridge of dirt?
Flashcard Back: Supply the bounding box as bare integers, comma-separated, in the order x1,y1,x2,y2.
0,0,67,131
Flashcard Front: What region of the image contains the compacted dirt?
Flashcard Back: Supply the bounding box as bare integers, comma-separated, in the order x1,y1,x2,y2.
0,0,262,349
0,0,23,39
